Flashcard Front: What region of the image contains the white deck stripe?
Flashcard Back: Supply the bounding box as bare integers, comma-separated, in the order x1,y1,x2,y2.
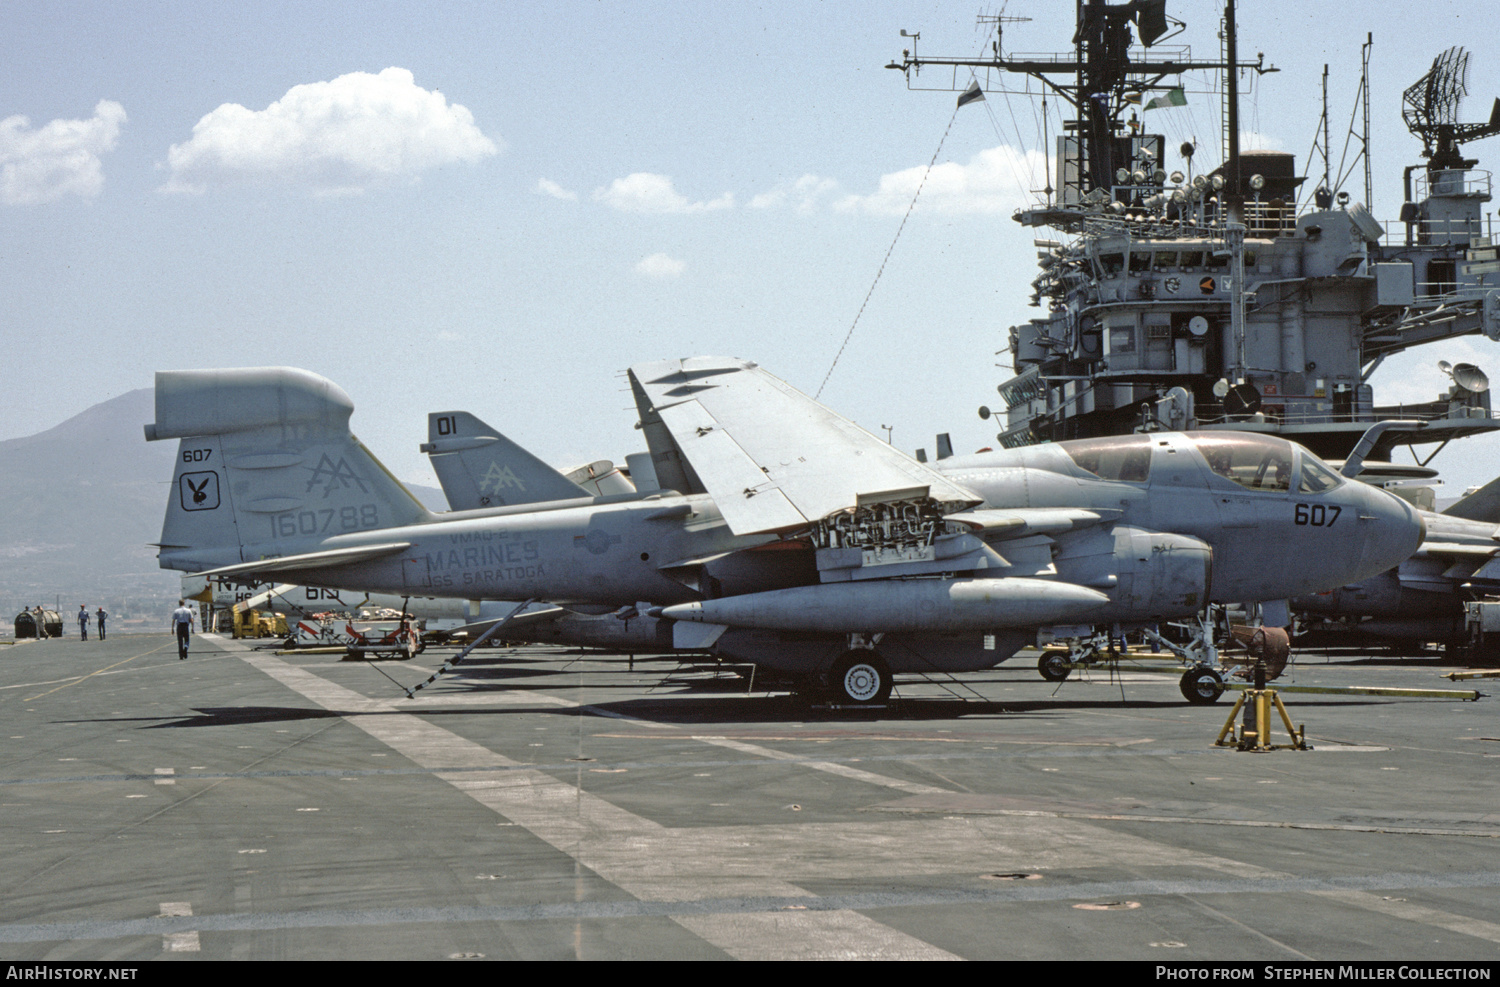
1311,890,1500,945
691,735,951,795
210,635,958,960
159,902,198,952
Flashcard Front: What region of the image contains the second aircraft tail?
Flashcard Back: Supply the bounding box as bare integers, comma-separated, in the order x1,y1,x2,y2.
421,411,593,510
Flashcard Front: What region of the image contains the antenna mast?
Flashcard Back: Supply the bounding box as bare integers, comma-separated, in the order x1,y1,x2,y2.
886,0,1274,213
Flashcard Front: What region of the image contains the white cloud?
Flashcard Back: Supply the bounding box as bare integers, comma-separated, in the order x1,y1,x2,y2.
835,145,1046,217
1369,337,1495,408
0,100,126,205
634,253,685,278
536,177,576,201
593,172,732,214
161,67,499,195
749,174,840,212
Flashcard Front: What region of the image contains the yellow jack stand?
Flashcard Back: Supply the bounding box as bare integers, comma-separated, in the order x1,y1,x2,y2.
1214,686,1309,751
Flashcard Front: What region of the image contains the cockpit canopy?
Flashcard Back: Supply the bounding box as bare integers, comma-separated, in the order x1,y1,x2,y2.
1188,433,1343,494
1056,432,1344,494
1057,435,1152,482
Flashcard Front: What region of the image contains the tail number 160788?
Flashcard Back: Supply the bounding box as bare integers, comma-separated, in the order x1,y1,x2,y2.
270,504,380,538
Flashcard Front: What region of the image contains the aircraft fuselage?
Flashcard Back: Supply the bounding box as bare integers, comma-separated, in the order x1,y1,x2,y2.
189,432,1421,630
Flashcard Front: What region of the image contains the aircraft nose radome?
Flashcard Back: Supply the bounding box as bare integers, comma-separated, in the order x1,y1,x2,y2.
1361,486,1424,578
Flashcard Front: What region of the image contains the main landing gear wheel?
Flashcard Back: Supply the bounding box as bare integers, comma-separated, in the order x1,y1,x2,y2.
1180,665,1225,705
1038,651,1071,682
829,650,892,705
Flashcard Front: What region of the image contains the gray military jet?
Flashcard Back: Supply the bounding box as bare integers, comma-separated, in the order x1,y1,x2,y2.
1294,476,1500,651
147,358,1423,703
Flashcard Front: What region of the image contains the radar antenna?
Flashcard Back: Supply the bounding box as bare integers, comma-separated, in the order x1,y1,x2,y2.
1402,46,1500,171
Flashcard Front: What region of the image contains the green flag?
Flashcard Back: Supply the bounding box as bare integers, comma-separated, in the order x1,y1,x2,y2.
1143,87,1187,111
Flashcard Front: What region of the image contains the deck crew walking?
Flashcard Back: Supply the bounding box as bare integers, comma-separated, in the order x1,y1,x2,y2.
171,600,196,659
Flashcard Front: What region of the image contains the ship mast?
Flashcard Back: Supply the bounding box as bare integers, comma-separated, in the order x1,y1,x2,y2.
890,1,1500,466
887,0,1271,211
1223,0,1241,209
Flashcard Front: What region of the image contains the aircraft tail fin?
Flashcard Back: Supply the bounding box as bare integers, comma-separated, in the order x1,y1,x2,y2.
1442,474,1500,522
421,411,590,511
147,368,432,574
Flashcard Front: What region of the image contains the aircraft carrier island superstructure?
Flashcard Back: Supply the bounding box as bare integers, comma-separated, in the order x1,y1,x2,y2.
890,0,1500,467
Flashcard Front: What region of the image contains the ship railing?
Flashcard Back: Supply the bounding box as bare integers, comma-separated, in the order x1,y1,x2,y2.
1367,215,1405,247
898,49,1198,95
1369,404,1495,423
1415,215,1488,248
1001,46,1193,66
1078,215,1225,240
1242,199,1297,237
1415,169,1493,200
1000,51,1090,67
1367,214,1490,250
1412,276,1497,298
1195,405,1496,427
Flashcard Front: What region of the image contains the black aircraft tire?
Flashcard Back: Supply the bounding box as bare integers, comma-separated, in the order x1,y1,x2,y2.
1180,665,1225,705
829,650,892,705
1038,651,1071,682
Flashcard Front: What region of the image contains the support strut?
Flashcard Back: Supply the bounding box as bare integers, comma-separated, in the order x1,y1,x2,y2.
404,599,538,699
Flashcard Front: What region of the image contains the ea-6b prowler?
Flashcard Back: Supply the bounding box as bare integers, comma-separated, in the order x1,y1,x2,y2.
147,357,1423,703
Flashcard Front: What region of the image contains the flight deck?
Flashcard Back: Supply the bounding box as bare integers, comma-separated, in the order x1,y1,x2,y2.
0,632,1496,961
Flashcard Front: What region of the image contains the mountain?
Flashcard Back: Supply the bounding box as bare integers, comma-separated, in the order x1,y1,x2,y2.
0,390,447,623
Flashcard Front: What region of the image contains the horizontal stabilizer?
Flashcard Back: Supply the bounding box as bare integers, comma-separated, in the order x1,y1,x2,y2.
195,542,412,580
1443,474,1500,523
448,605,568,639
146,367,356,443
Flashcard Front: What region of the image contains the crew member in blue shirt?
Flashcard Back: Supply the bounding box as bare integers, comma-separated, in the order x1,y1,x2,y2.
171,601,196,659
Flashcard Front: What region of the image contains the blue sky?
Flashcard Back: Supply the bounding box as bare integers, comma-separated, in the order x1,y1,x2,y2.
4,1,1500,496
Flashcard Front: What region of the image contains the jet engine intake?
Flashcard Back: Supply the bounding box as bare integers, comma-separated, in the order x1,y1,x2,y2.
1109,526,1213,618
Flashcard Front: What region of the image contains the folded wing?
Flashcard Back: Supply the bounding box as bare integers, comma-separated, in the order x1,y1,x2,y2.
629,357,980,536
